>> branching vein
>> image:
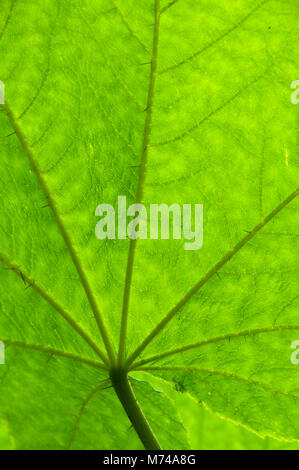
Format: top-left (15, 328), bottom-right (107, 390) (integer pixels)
top-left (117, 0), bottom-right (161, 365)
top-left (127, 187), bottom-right (298, 367)
top-left (3, 102), bottom-right (116, 365)
top-left (131, 325), bottom-right (299, 369)
top-left (0, 0), bottom-right (15, 43)
top-left (67, 379), bottom-right (111, 449)
top-left (110, 0), bottom-right (152, 55)
top-left (1, 339), bottom-right (106, 370)
top-left (159, 0), bottom-right (270, 75)
top-left (0, 252), bottom-right (108, 366)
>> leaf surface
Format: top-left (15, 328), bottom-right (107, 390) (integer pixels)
top-left (0, 0), bottom-right (298, 449)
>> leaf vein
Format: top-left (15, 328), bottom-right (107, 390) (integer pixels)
top-left (2, 102), bottom-right (116, 365)
top-left (109, 0), bottom-right (152, 56)
top-left (131, 325), bottom-right (299, 368)
top-left (66, 379), bottom-right (111, 449)
top-left (118, 0), bottom-right (161, 365)
top-left (0, 339), bottom-right (106, 370)
top-left (127, 187), bottom-right (299, 367)
top-left (0, 251), bottom-right (108, 366)
top-left (159, 0), bottom-right (270, 75)
top-left (0, 0), bottom-right (15, 43)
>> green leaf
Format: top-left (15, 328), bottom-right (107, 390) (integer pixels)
top-left (0, 0), bottom-right (298, 449)
top-left (133, 373), bottom-right (299, 449)
top-left (0, 419), bottom-right (14, 450)
top-left (178, 397), bottom-right (299, 450)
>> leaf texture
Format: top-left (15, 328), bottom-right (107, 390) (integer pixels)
top-left (0, 0), bottom-right (298, 449)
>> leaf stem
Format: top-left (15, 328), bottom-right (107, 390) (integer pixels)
top-left (117, 0), bottom-right (161, 366)
top-left (110, 367), bottom-right (162, 450)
